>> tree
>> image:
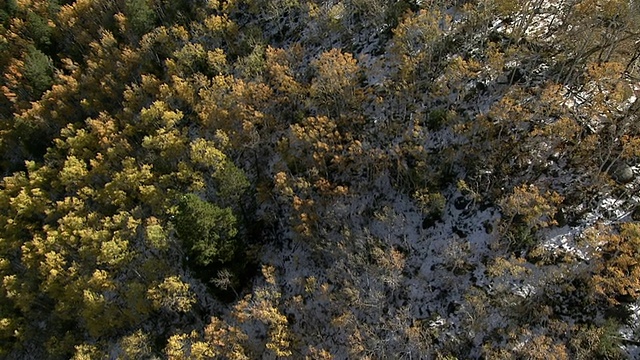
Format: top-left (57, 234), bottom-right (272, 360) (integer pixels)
top-left (499, 184), bottom-right (563, 250)
top-left (22, 45), bottom-right (53, 94)
top-left (234, 265), bottom-right (293, 357)
top-left (123, 0), bottom-right (156, 36)
top-left (148, 276), bottom-right (196, 313)
top-left (175, 193), bottom-right (239, 267)
top-left (310, 48), bottom-right (360, 116)
top-left (587, 223), bottom-right (640, 305)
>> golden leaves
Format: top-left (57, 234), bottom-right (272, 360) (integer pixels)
top-left (310, 48), bottom-right (359, 98)
top-left (500, 184), bottom-right (564, 229)
top-left (59, 156), bottom-right (88, 190)
top-left (189, 138), bottom-right (227, 170)
top-left (265, 46), bottom-right (303, 95)
top-left (148, 276), bottom-right (196, 313)
top-left (166, 331), bottom-right (216, 360)
top-left (588, 223), bottom-right (640, 304)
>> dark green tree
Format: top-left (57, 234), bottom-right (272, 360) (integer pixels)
top-left (175, 193), bottom-right (239, 267)
top-left (124, 0), bottom-right (156, 36)
top-left (23, 45), bottom-right (53, 94)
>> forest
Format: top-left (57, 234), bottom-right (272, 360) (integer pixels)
top-left (1, 0), bottom-right (640, 358)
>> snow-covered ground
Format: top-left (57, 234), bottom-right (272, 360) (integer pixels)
top-left (232, 0), bottom-right (640, 356)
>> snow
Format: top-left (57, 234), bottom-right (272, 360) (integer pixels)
top-left (232, 0), bottom-right (640, 355)
top-left (540, 225), bottom-right (590, 259)
top-left (254, 174), bottom-right (510, 355)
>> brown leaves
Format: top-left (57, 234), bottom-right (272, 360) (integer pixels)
top-left (587, 223), bottom-right (640, 304)
top-left (500, 184), bottom-right (564, 229)
top-left (310, 48), bottom-right (359, 99)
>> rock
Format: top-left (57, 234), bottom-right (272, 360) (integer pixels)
top-left (612, 164), bottom-right (634, 184)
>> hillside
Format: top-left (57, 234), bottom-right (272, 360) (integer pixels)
top-left (1, 0), bottom-right (640, 358)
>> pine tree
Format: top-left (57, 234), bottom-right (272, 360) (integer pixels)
top-left (175, 193), bottom-right (239, 267)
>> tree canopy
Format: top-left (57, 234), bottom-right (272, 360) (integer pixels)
top-left (2, 0), bottom-right (640, 358)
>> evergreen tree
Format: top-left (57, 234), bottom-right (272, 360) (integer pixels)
top-left (175, 193), bottom-right (239, 267)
